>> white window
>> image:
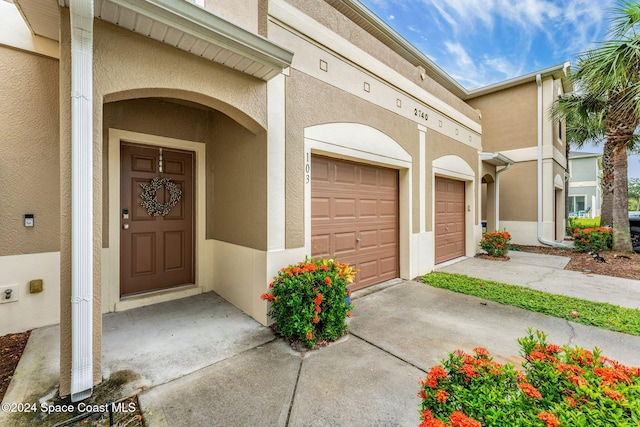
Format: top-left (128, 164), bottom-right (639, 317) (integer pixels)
top-left (186, 0), bottom-right (205, 7)
top-left (568, 195), bottom-right (586, 213)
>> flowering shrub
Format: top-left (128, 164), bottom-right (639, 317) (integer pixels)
top-left (479, 231), bottom-right (511, 257)
top-left (419, 329), bottom-right (640, 427)
top-left (572, 227), bottom-right (612, 253)
top-left (261, 258), bottom-right (357, 348)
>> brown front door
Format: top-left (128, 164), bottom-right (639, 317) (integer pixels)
top-left (311, 156), bottom-right (399, 291)
top-left (120, 143), bottom-right (195, 296)
top-left (435, 176), bottom-right (465, 264)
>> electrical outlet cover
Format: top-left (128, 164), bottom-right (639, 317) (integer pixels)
top-left (0, 284), bottom-right (19, 303)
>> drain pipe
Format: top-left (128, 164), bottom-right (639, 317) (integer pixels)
top-left (70, 0), bottom-right (94, 402)
top-left (494, 162), bottom-right (511, 230)
top-left (536, 74), bottom-right (570, 248)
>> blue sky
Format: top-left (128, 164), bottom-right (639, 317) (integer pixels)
top-left (358, 0), bottom-right (640, 179)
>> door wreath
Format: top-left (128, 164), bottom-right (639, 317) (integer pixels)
top-left (140, 177), bottom-right (182, 216)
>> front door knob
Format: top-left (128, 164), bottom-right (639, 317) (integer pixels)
top-left (123, 223), bottom-right (129, 230)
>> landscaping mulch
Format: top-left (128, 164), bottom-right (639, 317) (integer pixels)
top-left (0, 330), bottom-right (30, 402)
top-left (512, 244), bottom-right (640, 280)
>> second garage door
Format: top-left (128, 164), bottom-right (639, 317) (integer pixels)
top-left (434, 176), bottom-right (466, 264)
top-left (311, 156), bottom-right (399, 290)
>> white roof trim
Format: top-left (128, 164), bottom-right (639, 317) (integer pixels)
top-left (481, 152), bottom-right (515, 166)
top-left (16, 0), bottom-right (293, 80)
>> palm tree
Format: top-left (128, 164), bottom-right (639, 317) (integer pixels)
top-left (553, 93), bottom-right (613, 224)
top-left (555, 1), bottom-right (640, 251)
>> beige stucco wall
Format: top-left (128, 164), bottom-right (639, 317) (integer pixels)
top-left (284, 69), bottom-right (418, 248)
top-left (210, 113), bottom-right (268, 249)
top-left (467, 82), bottom-right (537, 152)
top-left (0, 46), bottom-right (60, 256)
top-left (498, 161), bottom-right (537, 222)
top-left (284, 0), bottom-right (480, 125)
top-left (204, 0), bottom-right (259, 33)
top-left (103, 99), bottom-right (267, 250)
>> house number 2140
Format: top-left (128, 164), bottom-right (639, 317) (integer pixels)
top-left (305, 153), bottom-right (311, 184)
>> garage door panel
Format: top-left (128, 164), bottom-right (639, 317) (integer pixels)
top-left (312, 234), bottom-right (331, 256)
top-left (359, 199), bottom-right (378, 218)
top-left (312, 197), bottom-right (331, 220)
top-left (357, 260), bottom-right (379, 282)
top-left (311, 155), bottom-right (399, 290)
top-left (334, 232), bottom-right (357, 254)
top-left (380, 228), bottom-right (397, 246)
top-left (357, 230), bottom-right (378, 249)
top-left (380, 200), bottom-right (396, 217)
top-left (379, 170), bottom-right (397, 188)
top-left (360, 168), bottom-right (378, 186)
top-left (335, 198), bottom-right (357, 219)
top-left (335, 163), bottom-right (357, 185)
top-left (380, 256), bottom-right (397, 276)
top-left (311, 158), bottom-right (331, 181)
top-left (435, 176), bottom-right (465, 264)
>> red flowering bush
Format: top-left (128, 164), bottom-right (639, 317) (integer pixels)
top-left (479, 231), bottom-right (511, 257)
top-left (419, 329), bottom-right (640, 426)
top-left (572, 227), bottom-right (612, 253)
top-left (261, 258), bottom-right (357, 348)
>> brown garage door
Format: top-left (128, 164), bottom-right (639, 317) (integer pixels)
top-left (311, 156), bottom-right (399, 291)
top-left (435, 176), bottom-right (465, 264)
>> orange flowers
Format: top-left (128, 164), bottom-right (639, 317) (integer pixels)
top-left (263, 257), bottom-right (356, 349)
top-left (449, 411), bottom-right (481, 427)
top-left (435, 389), bottom-right (449, 403)
top-left (419, 331), bottom-right (640, 427)
top-left (518, 383), bottom-right (542, 399)
top-left (537, 412), bottom-right (559, 427)
top-left (260, 293), bottom-right (274, 302)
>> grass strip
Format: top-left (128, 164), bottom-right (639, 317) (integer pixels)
top-left (422, 272), bottom-right (640, 336)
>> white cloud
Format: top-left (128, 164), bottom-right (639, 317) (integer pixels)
top-left (388, 14), bottom-right (395, 20)
top-left (360, 0), bottom-right (614, 88)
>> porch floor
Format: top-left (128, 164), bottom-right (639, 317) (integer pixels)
top-left (2, 291), bottom-right (274, 407)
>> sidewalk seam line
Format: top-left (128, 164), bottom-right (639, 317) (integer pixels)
top-left (349, 332), bottom-right (428, 374)
top-left (285, 358), bottom-right (303, 426)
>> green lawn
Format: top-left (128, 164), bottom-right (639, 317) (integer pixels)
top-left (422, 272), bottom-right (640, 336)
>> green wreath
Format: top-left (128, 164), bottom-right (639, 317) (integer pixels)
top-left (139, 177), bottom-right (182, 216)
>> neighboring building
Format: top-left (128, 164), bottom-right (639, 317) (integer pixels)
top-left (567, 152), bottom-right (602, 218)
top-left (0, 0), bottom-right (568, 399)
top-left (467, 68), bottom-right (571, 245)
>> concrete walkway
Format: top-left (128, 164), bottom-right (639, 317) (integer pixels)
top-left (437, 251), bottom-right (640, 310)
top-left (2, 252), bottom-right (639, 426)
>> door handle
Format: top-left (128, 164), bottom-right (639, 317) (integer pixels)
top-left (356, 237), bottom-right (361, 243)
top-left (123, 223), bottom-right (129, 230)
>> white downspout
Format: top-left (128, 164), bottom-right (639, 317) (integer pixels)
top-left (536, 74), bottom-right (569, 248)
top-left (494, 163), bottom-right (511, 230)
top-left (69, 0), bottom-right (94, 402)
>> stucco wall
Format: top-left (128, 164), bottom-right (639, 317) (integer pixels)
top-left (204, 0), bottom-right (259, 33)
top-left (498, 161), bottom-right (538, 222)
top-left (210, 113), bottom-right (268, 249)
top-left (0, 46), bottom-right (60, 256)
top-left (103, 99), bottom-right (267, 250)
top-left (467, 82), bottom-right (537, 152)
top-left (283, 0), bottom-right (480, 125)
top-left (285, 69), bottom-right (418, 248)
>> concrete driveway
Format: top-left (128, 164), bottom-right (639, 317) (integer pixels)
top-left (2, 253), bottom-right (640, 426)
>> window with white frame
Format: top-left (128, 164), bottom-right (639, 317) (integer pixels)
top-left (568, 195), bottom-right (586, 212)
